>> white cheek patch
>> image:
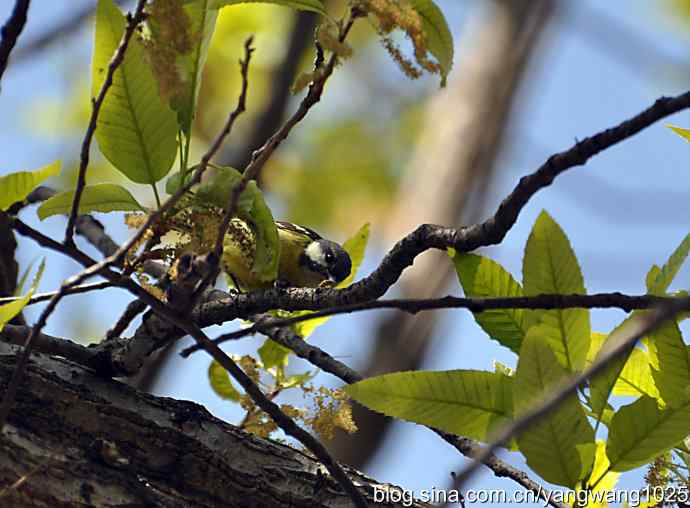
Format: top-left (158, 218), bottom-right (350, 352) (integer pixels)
top-left (305, 241), bottom-right (327, 267)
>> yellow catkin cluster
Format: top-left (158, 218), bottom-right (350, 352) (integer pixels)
top-left (305, 387), bottom-right (358, 440)
top-left (360, 0), bottom-right (440, 79)
top-left (144, 0), bottom-right (195, 101)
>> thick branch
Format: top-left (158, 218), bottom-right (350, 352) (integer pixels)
top-left (0, 343), bottom-right (427, 508)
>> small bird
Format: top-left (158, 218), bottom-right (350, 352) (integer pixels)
top-left (222, 220), bottom-right (352, 291)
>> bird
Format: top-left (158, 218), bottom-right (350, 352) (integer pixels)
top-left (221, 219), bottom-right (352, 292)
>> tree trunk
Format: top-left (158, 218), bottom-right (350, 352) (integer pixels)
top-left (0, 344), bottom-right (425, 507)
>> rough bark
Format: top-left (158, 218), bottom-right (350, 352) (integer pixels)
top-left (0, 344), bottom-right (426, 508)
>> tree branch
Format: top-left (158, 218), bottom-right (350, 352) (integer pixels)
top-left (0, 0), bottom-right (30, 83)
top-left (182, 292), bottom-right (688, 355)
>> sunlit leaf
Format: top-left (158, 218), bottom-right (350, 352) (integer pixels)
top-left (582, 441), bottom-right (620, 507)
top-left (523, 210), bottom-right (590, 371)
top-left (345, 369), bottom-right (513, 442)
top-left (514, 328), bottom-right (595, 488)
top-left (204, 0), bottom-right (327, 15)
top-left (257, 339), bottom-right (290, 372)
top-left (450, 251), bottom-right (526, 353)
top-left (0, 260), bottom-right (45, 332)
top-left (208, 360), bottom-right (241, 401)
top-left (93, 0), bottom-right (178, 184)
top-left (612, 348), bottom-right (659, 400)
top-left (37, 183), bottom-right (145, 220)
top-left (668, 124), bottom-right (690, 143)
top-left (0, 161), bottom-right (60, 211)
top-left (607, 395), bottom-right (690, 472)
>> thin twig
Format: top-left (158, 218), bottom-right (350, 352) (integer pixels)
top-left (0, 0), bottom-right (30, 84)
top-left (64, 0), bottom-right (148, 245)
top-left (0, 281), bottom-right (113, 306)
top-left (181, 292), bottom-right (688, 355)
top-left (210, 36), bottom-right (254, 261)
top-left (450, 299), bottom-right (690, 489)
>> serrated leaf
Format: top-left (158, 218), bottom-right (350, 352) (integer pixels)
top-left (37, 183), bottom-right (145, 220)
top-left (523, 210), bottom-right (590, 371)
top-left (606, 395), bottom-right (690, 472)
top-left (203, 0), bottom-right (327, 15)
top-left (651, 320), bottom-right (690, 407)
top-left (208, 360), bottom-right (241, 401)
top-left (409, 0), bottom-right (454, 86)
top-left (93, 0), bottom-right (178, 184)
top-left (345, 370), bottom-right (513, 442)
top-left (450, 252), bottom-right (526, 353)
top-left (514, 328), bottom-right (595, 488)
top-left (292, 223), bottom-right (370, 338)
top-left (668, 124), bottom-right (690, 143)
top-left (0, 260), bottom-right (45, 332)
top-left (647, 233), bottom-right (690, 295)
top-left (148, 1), bottom-right (218, 135)
top-left (0, 161), bottom-right (61, 211)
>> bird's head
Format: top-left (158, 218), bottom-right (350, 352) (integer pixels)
top-left (301, 239), bottom-right (352, 285)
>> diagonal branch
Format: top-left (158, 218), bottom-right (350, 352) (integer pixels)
top-left (64, 0), bottom-right (148, 246)
top-left (0, 0), bottom-right (30, 84)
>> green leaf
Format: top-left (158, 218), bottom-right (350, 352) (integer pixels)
top-left (514, 328), bottom-right (595, 488)
top-left (0, 161), bottom-right (61, 211)
top-left (345, 370), bottom-right (513, 442)
top-left (279, 370), bottom-right (317, 389)
top-left (148, 1), bottom-right (218, 135)
top-left (606, 396), bottom-right (690, 472)
top-left (450, 251), bottom-right (526, 353)
top-left (651, 320), bottom-right (690, 407)
top-left (257, 339), bottom-right (290, 372)
top-left (208, 360), bottom-right (241, 401)
top-left (197, 166), bottom-right (280, 282)
top-left (292, 223), bottom-right (370, 338)
top-left (409, 0), bottom-right (454, 86)
top-left (668, 124), bottom-right (690, 143)
top-left (647, 233), bottom-right (690, 295)
top-left (37, 183), bottom-right (145, 220)
top-left (522, 210), bottom-right (590, 371)
top-left (0, 260), bottom-right (45, 332)
top-left (589, 315), bottom-right (641, 427)
top-left (93, 0), bottom-right (178, 184)
top-left (612, 347), bottom-right (660, 400)
top-left (204, 0), bottom-right (327, 15)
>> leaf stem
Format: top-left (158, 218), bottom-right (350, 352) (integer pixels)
top-left (151, 183), bottom-right (161, 209)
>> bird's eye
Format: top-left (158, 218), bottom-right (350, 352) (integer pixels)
top-left (325, 251), bottom-right (334, 264)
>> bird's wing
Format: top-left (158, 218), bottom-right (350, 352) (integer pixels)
top-left (275, 220), bottom-right (322, 241)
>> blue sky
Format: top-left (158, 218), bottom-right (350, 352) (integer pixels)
top-left (2, 1), bottom-right (690, 505)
